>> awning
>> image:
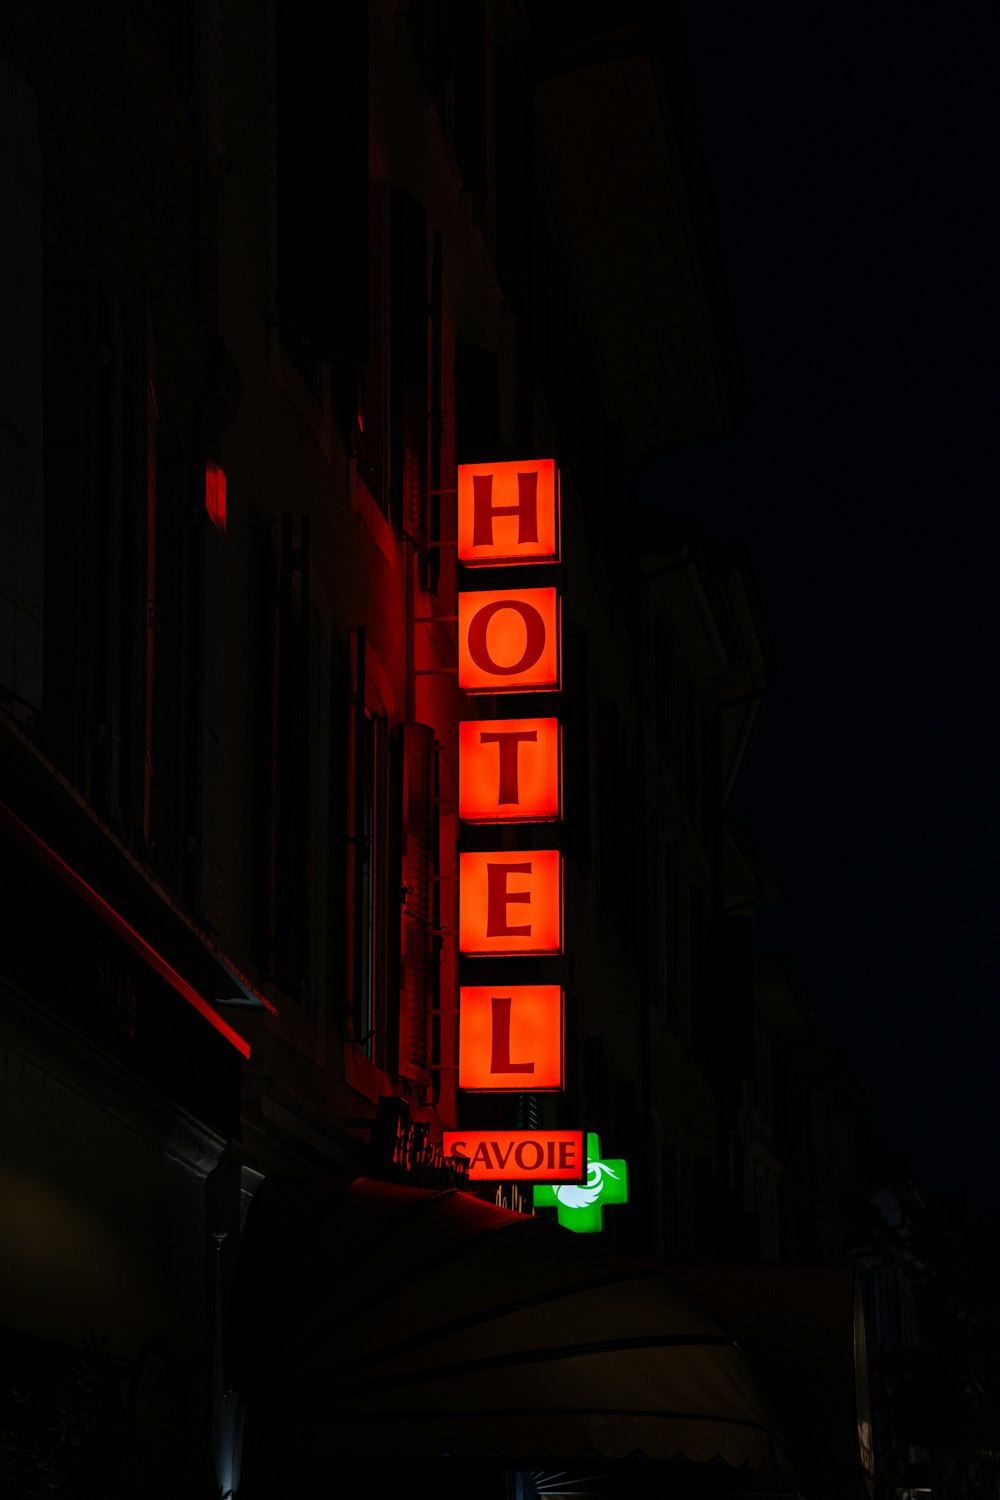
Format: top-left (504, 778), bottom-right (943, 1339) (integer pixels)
top-left (663, 1263), bottom-right (874, 1500)
top-left (229, 1176), bottom-right (804, 1494)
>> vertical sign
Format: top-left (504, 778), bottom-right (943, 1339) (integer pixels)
top-left (454, 458), bottom-right (586, 1198)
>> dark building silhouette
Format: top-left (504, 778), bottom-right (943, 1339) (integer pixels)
top-left (1, 4), bottom-right (950, 1497)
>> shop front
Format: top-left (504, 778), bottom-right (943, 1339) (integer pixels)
top-left (226, 1172), bottom-right (874, 1500)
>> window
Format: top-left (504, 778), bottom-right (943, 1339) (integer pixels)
top-left (356, 169), bottom-right (390, 511)
top-left (390, 188), bottom-right (428, 539)
top-left (274, 2), bottom-right (368, 366)
top-left (247, 513), bottom-right (311, 997)
top-left (355, 705), bottom-right (381, 1051)
top-left (38, 169), bottom-right (151, 852)
top-left (0, 59), bottom-right (43, 717)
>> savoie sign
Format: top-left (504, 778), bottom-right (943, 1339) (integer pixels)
top-left (443, 1129), bottom-right (585, 1183)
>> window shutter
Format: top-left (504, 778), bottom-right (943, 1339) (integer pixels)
top-left (399, 722), bottom-right (436, 1080)
top-left (402, 443), bottom-right (426, 549)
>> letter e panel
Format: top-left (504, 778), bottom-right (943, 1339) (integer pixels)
top-left (459, 850), bottom-right (563, 955)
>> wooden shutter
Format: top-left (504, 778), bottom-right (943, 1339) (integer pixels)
top-left (399, 722), bottom-right (436, 1081)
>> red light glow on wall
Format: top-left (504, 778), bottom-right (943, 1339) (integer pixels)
top-left (457, 458), bottom-right (559, 566)
top-left (0, 801), bottom-right (253, 1057)
top-left (459, 717), bottom-right (561, 823)
top-left (459, 850), bottom-right (563, 955)
top-left (457, 587), bottom-right (560, 694)
top-left (205, 461), bottom-right (227, 533)
top-left (443, 1129), bottom-right (585, 1182)
top-left (459, 984), bottom-right (564, 1091)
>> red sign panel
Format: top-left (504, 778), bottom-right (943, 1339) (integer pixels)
top-left (459, 717), bottom-right (561, 823)
top-left (459, 849), bottom-right (563, 955)
top-left (458, 587), bottom-right (560, 694)
top-left (457, 458), bottom-right (559, 567)
top-left (459, 985), bottom-right (564, 1091)
top-left (443, 1129), bottom-right (585, 1182)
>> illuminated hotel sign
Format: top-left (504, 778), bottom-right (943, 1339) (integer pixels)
top-left (452, 459), bottom-right (620, 1227)
top-left (443, 1129), bottom-right (584, 1183)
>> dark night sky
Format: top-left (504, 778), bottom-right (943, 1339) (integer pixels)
top-left (639, 5), bottom-right (999, 1207)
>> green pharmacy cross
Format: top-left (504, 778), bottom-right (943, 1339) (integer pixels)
top-left (533, 1132), bottom-right (628, 1233)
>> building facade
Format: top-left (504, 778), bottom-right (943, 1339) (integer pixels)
top-left (2, 4), bottom-right (881, 1496)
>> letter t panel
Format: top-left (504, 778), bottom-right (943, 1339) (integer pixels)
top-left (459, 717), bottom-right (562, 823)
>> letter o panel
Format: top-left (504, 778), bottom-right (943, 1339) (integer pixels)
top-left (458, 588), bottom-right (560, 694)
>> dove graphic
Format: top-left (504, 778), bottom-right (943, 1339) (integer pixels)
top-left (552, 1159), bottom-right (619, 1209)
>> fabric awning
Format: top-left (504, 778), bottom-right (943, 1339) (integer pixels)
top-left (229, 1176), bottom-right (802, 1493)
top-left (662, 1263), bottom-right (874, 1500)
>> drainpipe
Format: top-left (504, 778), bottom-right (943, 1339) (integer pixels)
top-left (212, 1224), bottom-right (248, 1498)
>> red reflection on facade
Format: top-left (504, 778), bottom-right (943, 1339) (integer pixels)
top-left (0, 801), bottom-right (253, 1056)
top-left (205, 460), bottom-right (226, 533)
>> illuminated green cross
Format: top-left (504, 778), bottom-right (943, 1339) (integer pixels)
top-left (533, 1132), bottom-right (629, 1233)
